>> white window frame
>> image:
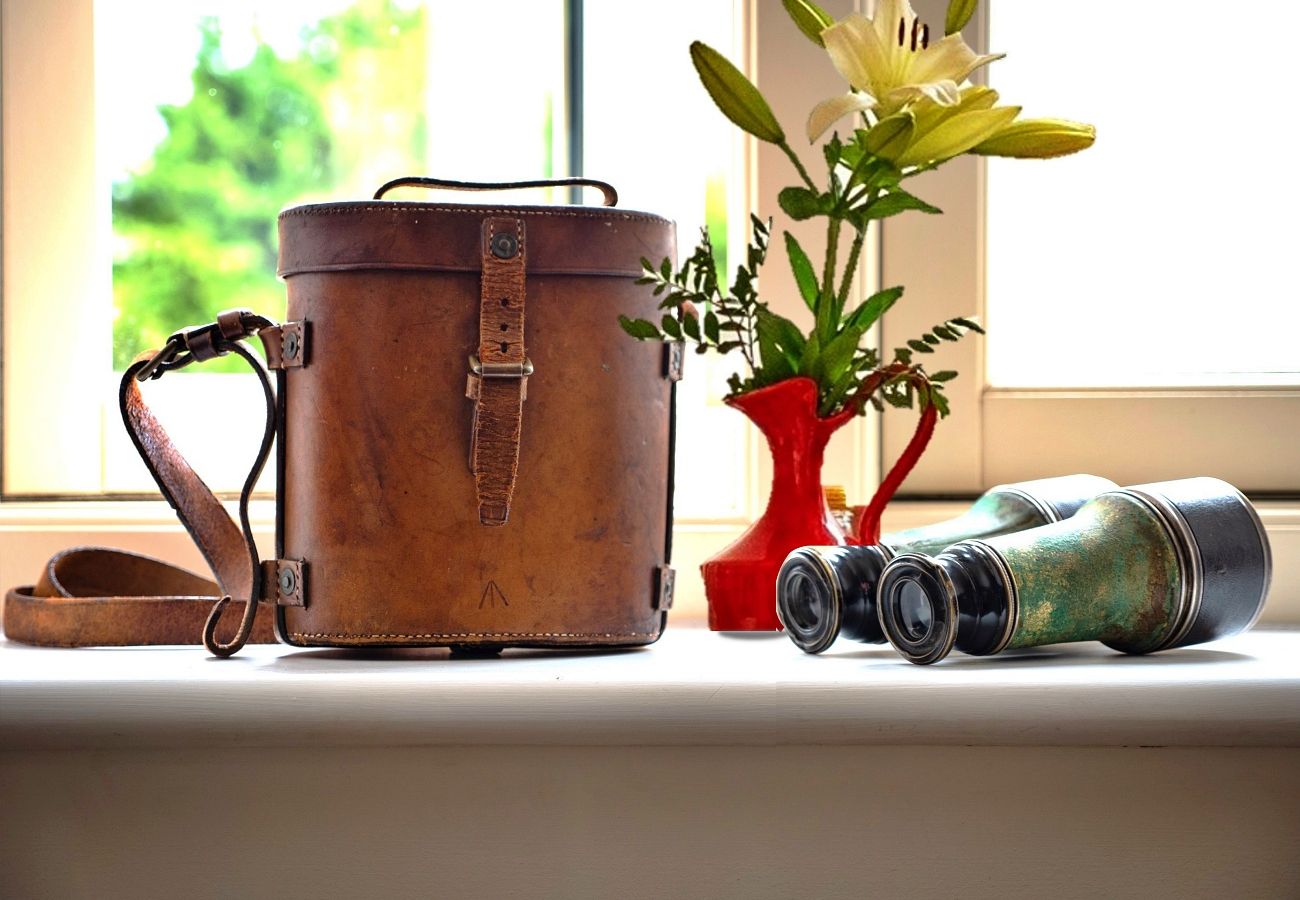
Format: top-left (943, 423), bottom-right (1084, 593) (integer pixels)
top-left (878, 0), bottom-right (1300, 496)
top-left (2, 0), bottom-right (1297, 623)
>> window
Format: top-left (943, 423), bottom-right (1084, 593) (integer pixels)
top-left (3, 0), bottom-right (755, 521)
top-left (879, 0), bottom-right (1300, 495)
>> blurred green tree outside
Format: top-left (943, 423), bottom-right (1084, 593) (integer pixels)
top-left (111, 0), bottom-right (427, 371)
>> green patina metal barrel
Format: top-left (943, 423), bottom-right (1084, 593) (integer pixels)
top-left (877, 477), bottom-right (1272, 665)
top-left (776, 474), bottom-right (1117, 654)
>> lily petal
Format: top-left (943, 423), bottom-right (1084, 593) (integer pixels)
top-left (870, 0), bottom-right (921, 50)
top-left (884, 79), bottom-right (961, 112)
top-left (907, 34), bottom-right (1003, 87)
top-left (895, 105), bottom-right (1020, 167)
top-left (822, 15), bottom-right (873, 91)
top-left (807, 91), bottom-right (877, 142)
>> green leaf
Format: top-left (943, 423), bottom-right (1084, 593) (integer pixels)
top-left (861, 189), bottom-right (942, 222)
top-left (798, 331), bottom-right (822, 377)
top-left (619, 316), bottom-right (661, 341)
top-left (945, 0), bottom-right (978, 35)
top-left (690, 41), bottom-right (785, 144)
top-left (844, 286), bottom-right (903, 331)
top-left (894, 347), bottom-right (913, 364)
top-left (932, 390), bottom-right (951, 417)
top-left (816, 324), bottom-right (867, 388)
top-left (931, 370), bottom-right (959, 382)
top-left (755, 320), bottom-right (796, 385)
top-left (923, 333), bottom-right (940, 345)
top-left (822, 133), bottom-right (844, 171)
top-left (756, 308), bottom-right (806, 362)
top-left (782, 0), bottom-right (834, 47)
top-left (907, 339), bottom-right (935, 354)
top-left (783, 231), bottom-right (820, 312)
top-left (933, 325), bottom-right (959, 341)
top-left (778, 187), bottom-right (825, 221)
top-left (952, 315), bottom-right (985, 334)
top-left (660, 315), bottom-right (683, 340)
top-left (681, 312), bottom-right (702, 341)
top-left (704, 311), bottom-right (721, 343)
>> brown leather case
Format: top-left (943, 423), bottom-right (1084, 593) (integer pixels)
top-left (271, 194), bottom-right (678, 650)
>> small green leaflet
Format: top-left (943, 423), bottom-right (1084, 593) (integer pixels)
top-left (619, 316), bottom-right (660, 341)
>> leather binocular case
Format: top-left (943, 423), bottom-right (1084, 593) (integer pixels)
top-left (877, 477), bottom-right (1272, 665)
top-left (3, 178), bottom-right (681, 657)
top-left (776, 474), bottom-right (1118, 654)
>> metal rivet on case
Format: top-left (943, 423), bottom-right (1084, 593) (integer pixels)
top-left (283, 330), bottom-right (300, 360)
top-left (278, 567), bottom-right (297, 596)
top-left (491, 232), bottom-right (518, 259)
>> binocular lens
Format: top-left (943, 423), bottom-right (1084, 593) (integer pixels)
top-left (783, 568), bottom-right (830, 632)
top-left (897, 579), bottom-right (933, 641)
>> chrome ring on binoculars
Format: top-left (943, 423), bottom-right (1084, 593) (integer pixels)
top-left (877, 553), bottom-right (960, 665)
top-left (1117, 487), bottom-right (1203, 653)
top-left (776, 548), bottom-right (842, 655)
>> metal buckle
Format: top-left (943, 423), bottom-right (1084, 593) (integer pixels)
top-left (135, 333), bottom-right (193, 382)
top-left (468, 354), bottom-right (534, 378)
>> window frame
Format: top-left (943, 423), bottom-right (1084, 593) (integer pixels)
top-left (877, 0), bottom-right (1300, 496)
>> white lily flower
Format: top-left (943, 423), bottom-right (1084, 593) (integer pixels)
top-left (807, 0), bottom-right (1003, 142)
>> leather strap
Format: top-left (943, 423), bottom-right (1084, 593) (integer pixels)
top-left (466, 217), bottom-right (530, 526)
top-left (3, 548), bottom-right (276, 647)
top-left (2, 310), bottom-right (280, 655)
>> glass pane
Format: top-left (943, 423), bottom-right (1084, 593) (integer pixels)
top-left (104, 0), bottom-right (564, 372)
top-left (985, 3), bottom-right (1300, 388)
top-left (585, 0), bottom-right (747, 520)
top-left (97, 0), bottom-right (564, 491)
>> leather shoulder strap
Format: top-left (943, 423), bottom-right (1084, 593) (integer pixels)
top-left (3, 548), bottom-right (276, 647)
top-left (2, 310), bottom-right (282, 655)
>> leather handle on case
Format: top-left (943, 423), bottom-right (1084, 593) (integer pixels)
top-left (373, 176), bottom-right (618, 207)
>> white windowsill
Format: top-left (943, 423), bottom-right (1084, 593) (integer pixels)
top-left (2, 627), bottom-right (1298, 751)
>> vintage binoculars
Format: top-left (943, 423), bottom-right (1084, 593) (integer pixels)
top-left (776, 474), bottom-right (1118, 653)
top-left (877, 477), bottom-right (1271, 664)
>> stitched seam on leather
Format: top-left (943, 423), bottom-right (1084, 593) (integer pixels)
top-left (278, 204), bottom-right (669, 225)
top-left (290, 631), bottom-right (658, 639)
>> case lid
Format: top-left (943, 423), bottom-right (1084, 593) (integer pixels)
top-left (278, 200), bottom-right (675, 279)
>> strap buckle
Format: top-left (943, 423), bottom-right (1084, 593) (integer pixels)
top-left (468, 355), bottom-right (534, 378)
top-left (136, 309), bottom-right (273, 382)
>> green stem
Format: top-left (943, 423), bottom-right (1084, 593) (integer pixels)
top-left (779, 141), bottom-right (819, 192)
top-left (836, 227), bottom-right (867, 318)
top-left (818, 217), bottom-right (841, 341)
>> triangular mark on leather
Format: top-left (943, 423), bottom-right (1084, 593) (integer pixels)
top-left (479, 580), bottom-right (509, 609)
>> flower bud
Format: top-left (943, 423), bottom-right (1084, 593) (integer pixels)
top-left (972, 119), bottom-right (1096, 159)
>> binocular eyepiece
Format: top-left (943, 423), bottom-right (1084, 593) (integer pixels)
top-left (877, 477), bottom-right (1271, 664)
top-left (777, 474), bottom-right (1119, 653)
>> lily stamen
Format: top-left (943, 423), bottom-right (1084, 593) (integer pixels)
top-left (898, 17), bottom-right (906, 47)
top-left (910, 18), bottom-right (921, 52)
top-left (921, 24), bottom-right (930, 50)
